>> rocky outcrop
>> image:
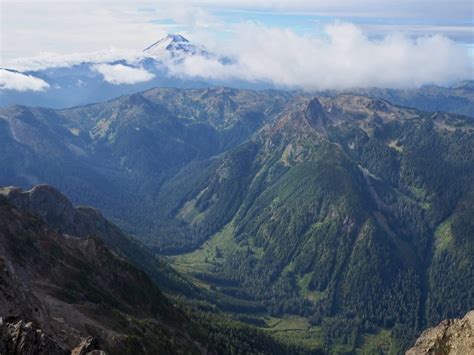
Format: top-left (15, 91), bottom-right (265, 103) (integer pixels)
top-left (0, 320), bottom-right (106, 355)
top-left (304, 98), bottom-right (328, 134)
top-left (407, 310), bottom-right (474, 355)
top-left (0, 320), bottom-right (68, 355)
top-left (71, 337), bottom-right (106, 355)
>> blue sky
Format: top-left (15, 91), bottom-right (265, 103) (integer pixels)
top-left (192, 8), bottom-right (474, 38)
top-left (143, 4), bottom-right (474, 44)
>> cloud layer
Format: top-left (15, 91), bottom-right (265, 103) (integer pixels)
top-left (169, 23), bottom-right (472, 90)
top-left (92, 64), bottom-right (155, 85)
top-left (3, 22), bottom-right (472, 91)
top-left (2, 1), bottom-right (473, 66)
top-left (10, 49), bottom-right (146, 72)
top-left (0, 69), bottom-right (50, 92)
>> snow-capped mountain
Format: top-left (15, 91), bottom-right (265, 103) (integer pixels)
top-left (143, 34), bottom-right (212, 62)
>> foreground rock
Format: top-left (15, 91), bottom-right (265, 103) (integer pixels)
top-left (407, 310), bottom-right (474, 354)
top-left (0, 320), bottom-right (68, 355)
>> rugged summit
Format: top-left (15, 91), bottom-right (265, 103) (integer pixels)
top-left (407, 310), bottom-right (474, 354)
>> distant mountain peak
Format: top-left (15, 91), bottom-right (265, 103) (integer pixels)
top-left (143, 33), bottom-right (208, 61)
top-left (167, 33), bottom-right (189, 43)
top-left (143, 33), bottom-right (190, 51)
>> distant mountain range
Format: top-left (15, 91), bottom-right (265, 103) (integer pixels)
top-left (1, 34), bottom-right (473, 117)
top-left (0, 87), bottom-right (472, 352)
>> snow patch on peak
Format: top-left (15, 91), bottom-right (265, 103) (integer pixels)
top-left (167, 34), bottom-right (189, 43)
top-left (143, 34), bottom-right (210, 62)
top-left (143, 34), bottom-right (189, 52)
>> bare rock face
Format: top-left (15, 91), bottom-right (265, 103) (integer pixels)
top-left (304, 98), bottom-right (328, 133)
top-left (0, 320), bottom-right (68, 355)
top-left (406, 310), bottom-right (474, 355)
top-left (71, 337), bottom-right (106, 355)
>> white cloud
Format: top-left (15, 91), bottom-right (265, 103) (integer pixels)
top-left (2, 1), bottom-right (472, 66)
top-left (168, 22), bottom-right (472, 90)
top-left (0, 2), bottom-right (171, 65)
top-left (1, 0), bottom-right (472, 91)
top-left (10, 49), bottom-right (148, 72)
top-left (92, 64), bottom-right (155, 85)
top-left (0, 69), bottom-right (50, 92)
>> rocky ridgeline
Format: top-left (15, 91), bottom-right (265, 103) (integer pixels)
top-left (407, 310), bottom-right (474, 355)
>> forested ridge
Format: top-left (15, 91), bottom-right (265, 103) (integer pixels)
top-left (165, 96), bottom-right (474, 352)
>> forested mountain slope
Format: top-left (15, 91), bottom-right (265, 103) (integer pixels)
top-left (0, 88), bottom-right (472, 353)
top-left (165, 95), bottom-right (474, 352)
top-left (0, 88), bottom-right (294, 242)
